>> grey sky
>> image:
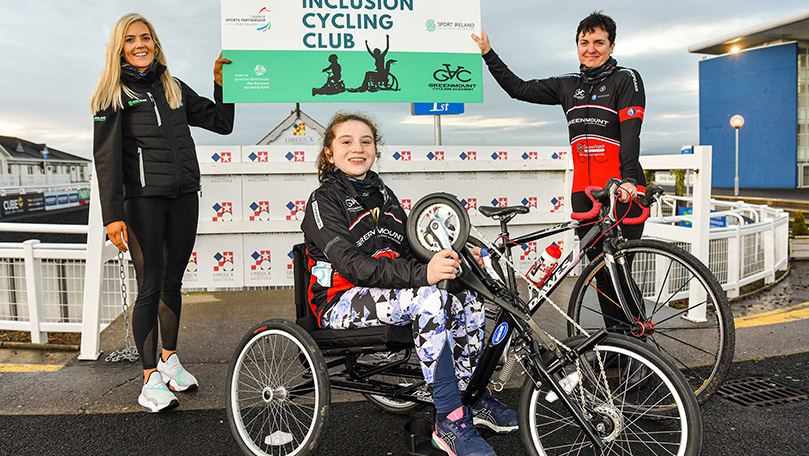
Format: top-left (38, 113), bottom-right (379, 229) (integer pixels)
top-left (1, 1), bottom-right (807, 160)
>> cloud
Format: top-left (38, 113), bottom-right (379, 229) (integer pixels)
top-left (399, 115), bottom-right (555, 130)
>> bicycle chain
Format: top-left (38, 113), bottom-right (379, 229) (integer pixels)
top-left (471, 225), bottom-right (615, 409)
top-left (105, 251), bottom-right (139, 363)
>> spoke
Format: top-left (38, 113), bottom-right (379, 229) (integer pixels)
top-left (654, 329), bottom-right (717, 357)
top-left (652, 298), bottom-right (708, 326)
top-left (650, 256), bottom-right (675, 317)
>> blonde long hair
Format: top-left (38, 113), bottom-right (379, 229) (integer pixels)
top-left (89, 13), bottom-right (182, 113)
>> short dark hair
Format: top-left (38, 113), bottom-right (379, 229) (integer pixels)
top-left (576, 11), bottom-right (616, 44)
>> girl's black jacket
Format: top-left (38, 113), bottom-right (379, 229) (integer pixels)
top-left (92, 63), bottom-right (234, 226)
top-left (301, 171), bottom-right (429, 322)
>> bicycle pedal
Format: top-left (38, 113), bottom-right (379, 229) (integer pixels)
top-left (404, 419), bottom-right (444, 456)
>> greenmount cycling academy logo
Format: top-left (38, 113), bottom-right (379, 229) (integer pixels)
top-left (430, 63), bottom-right (475, 92)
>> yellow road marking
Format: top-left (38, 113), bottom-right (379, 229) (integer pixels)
top-left (0, 363), bottom-right (63, 373)
top-left (734, 302), bottom-right (809, 328)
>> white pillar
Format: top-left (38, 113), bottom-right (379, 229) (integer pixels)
top-left (23, 240), bottom-right (47, 344)
top-left (79, 173), bottom-right (106, 360)
top-left (685, 146), bottom-right (711, 322)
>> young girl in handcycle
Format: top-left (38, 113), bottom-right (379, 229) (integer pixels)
top-left (301, 112), bottom-right (517, 456)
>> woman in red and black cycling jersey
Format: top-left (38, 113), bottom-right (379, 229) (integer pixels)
top-left (473, 12), bottom-right (646, 333)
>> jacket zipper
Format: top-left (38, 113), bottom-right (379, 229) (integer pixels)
top-left (146, 92), bottom-right (162, 126)
top-left (137, 147), bottom-right (146, 187)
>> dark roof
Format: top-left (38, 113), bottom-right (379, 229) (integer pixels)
top-left (0, 136), bottom-right (89, 163)
top-left (689, 9), bottom-right (809, 55)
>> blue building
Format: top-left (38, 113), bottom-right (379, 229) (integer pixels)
top-left (689, 10), bottom-right (809, 189)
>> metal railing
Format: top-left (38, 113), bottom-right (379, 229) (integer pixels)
top-left (0, 145), bottom-right (790, 358)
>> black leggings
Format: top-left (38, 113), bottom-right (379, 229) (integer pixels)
top-left (124, 192), bottom-right (198, 370)
top-left (572, 191), bottom-right (644, 328)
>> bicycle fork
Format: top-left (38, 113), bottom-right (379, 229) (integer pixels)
top-left (522, 330), bottom-right (610, 450)
top-left (602, 243), bottom-right (648, 327)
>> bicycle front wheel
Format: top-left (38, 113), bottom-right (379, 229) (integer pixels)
top-left (227, 319), bottom-right (330, 456)
top-left (568, 238), bottom-right (734, 403)
top-left (519, 334), bottom-right (702, 456)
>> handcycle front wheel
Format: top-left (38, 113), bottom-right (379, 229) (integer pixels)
top-left (519, 334), bottom-right (702, 456)
top-left (567, 238), bottom-right (734, 404)
top-left (407, 193), bottom-right (470, 262)
top-left (227, 319), bottom-right (330, 456)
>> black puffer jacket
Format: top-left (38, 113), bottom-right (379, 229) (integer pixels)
top-left (301, 171), bottom-right (429, 322)
top-left (93, 62), bottom-right (234, 225)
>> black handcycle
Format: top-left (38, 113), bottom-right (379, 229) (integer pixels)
top-left (226, 179), bottom-right (703, 455)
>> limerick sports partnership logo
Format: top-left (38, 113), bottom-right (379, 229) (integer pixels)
top-left (257, 7), bottom-right (271, 32)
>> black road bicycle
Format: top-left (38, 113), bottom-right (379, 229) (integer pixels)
top-left (461, 179), bottom-right (733, 404)
top-left (226, 179), bottom-right (703, 455)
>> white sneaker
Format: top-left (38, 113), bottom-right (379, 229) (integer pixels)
top-left (138, 371), bottom-right (179, 413)
top-left (157, 353), bottom-right (199, 392)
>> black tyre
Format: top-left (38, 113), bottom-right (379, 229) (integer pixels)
top-left (407, 193), bottom-right (470, 262)
top-left (227, 319), bottom-right (330, 456)
top-left (359, 351), bottom-right (427, 415)
top-left (568, 238), bottom-right (734, 404)
top-left (519, 334), bottom-right (702, 456)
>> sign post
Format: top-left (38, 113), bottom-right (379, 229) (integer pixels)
top-left (412, 102), bottom-right (465, 145)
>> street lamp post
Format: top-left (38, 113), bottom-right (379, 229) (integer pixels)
top-left (730, 115), bottom-right (745, 196)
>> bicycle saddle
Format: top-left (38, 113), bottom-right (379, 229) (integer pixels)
top-left (478, 205), bottom-right (530, 218)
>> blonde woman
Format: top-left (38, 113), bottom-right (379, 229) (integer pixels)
top-left (90, 13), bottom-right (234, 412)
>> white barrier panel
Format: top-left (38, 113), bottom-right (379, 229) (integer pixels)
top-left (187, 145), bottom-right (576, 290)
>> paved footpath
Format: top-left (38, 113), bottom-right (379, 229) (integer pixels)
top-left (2, 263), bottom-right (809, 455)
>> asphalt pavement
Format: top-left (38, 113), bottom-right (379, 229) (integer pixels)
top-left (2, 262), bottom-right (809, 455)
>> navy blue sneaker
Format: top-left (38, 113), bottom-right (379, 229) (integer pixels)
top-left (472, 390), bottom-right (519, 434)
top-left (432, 406), bottom-right (496, 456)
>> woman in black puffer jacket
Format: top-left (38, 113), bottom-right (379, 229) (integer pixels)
top-left (90, 12), bottom-right (234, 412)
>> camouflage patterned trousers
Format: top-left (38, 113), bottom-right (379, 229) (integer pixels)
top-left (321, 285), bottom-right (485, 390)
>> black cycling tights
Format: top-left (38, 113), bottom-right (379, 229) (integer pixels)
top-left (572, 191), bottom-right (645, 329)
top-left (124, 192), bottom-right (198, 370)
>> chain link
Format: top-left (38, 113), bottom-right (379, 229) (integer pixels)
top-left (471, 224), bottom-right (615, 409)
top-left (105, 251), bottom-right (139, 363)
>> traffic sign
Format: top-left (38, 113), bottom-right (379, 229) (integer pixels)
top-left (412, 103), bottom-right (465, 116)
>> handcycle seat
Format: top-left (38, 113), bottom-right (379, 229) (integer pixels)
top-left (479, 205), bottom-right (530, 218)
top-left (292, 243), bottom-right (413, 352)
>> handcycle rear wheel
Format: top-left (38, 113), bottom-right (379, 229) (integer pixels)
top-left (567, 238), bottom-right (734, 404)
top-left (227, 319), bottom-right (330, 456)
top-left (519, 334), bottom-right (702, 456)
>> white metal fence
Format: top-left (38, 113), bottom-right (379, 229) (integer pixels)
top-left (0, 145), bottom-right (789, 358)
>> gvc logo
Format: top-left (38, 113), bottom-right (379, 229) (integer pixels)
top-left (433, 64), bottom-right (471, 82)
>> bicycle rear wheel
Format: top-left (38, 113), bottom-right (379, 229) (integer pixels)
top-left (567, 238), bottom-right (734, 403)
top-left (519, 334), bottom-right (702, 456)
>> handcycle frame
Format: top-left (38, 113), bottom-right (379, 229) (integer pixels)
top-left (228, 178), bottom-right (702, 455)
